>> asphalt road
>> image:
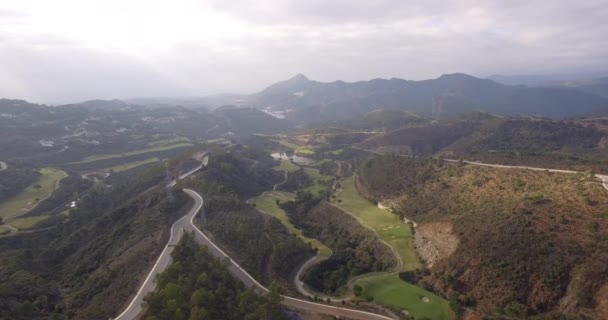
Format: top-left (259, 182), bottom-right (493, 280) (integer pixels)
top-left (183, 189), bottom-right (396, 320)
top-left (114, 157), bottom-right (207, 320)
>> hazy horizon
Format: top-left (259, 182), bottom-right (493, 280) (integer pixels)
top-left (2, 0), bottom-right (607, 103)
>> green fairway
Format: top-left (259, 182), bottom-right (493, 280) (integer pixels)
top-left (147, 137), bottom-right (191, 147)
top-left (356, 274), bottom-right (454, 320)
top-left (108, 157), bottom-right (160, 172)
top-left (10, 215), bottom-right (50, 230)
top-left (76, 142), bottom-right (193, 163)
top-left (273, 159), bottom-right (301, 173)
top-left (278, 139), bottom-right (315, 156)
top-left (332, 176), bottom-right (452, 319)
top-left (302, 167), bottom-right (333, 196)
top-left (249, 191), bottom-right (331, 258)
top-left (0, 168), bottom-right (67, 219)
top-left (332, 176), bottom-right (420, 271)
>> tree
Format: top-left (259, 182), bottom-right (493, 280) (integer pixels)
top-left (353, 285), bottom-right (363, 297)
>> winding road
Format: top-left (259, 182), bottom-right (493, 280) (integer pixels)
top-left (114, 156), bottom-right (396, 320)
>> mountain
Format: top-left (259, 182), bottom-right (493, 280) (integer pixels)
top-left (250, 73), bottom-right (608, 124)
top-left (567, 77), bottom-right (608, 99)
top-left (487, 73), bottom-right (564, 86)
top-left (488, 71), bottom-right (608, 87)
top-left (213, 106), bottom-right (292, 136)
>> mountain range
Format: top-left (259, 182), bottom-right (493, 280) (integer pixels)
top-left (248, 73), bottom-right (608, 124)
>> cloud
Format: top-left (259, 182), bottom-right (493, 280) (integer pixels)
top-left (0, 0), bottom-right (607, 102)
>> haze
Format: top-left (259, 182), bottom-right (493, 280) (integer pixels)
top-left (1, 0), bottom-right (607, 103)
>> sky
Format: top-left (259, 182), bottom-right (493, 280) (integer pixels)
top-left (1, 0), bottom-right (607, 103)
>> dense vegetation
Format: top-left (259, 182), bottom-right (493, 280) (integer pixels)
top-left (277, 167), bottom-right (313, 192)
top-left (280, 193), bottom-right (396, 294)
top-left (183, 150), bottom-right (315, 292)
top-left (358, 155), bottom-right (608, 319)
top-left (144, 234), bottom-right (287, 320)
top-left (0, 165), bottom-right (40, 203)
top-left (0, 164), bottom-right (190, 319)
top-left (192, 148), bottom-right (282, 199)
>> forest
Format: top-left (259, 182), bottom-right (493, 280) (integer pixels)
top-left (144, 234), bottom-right (287, 320)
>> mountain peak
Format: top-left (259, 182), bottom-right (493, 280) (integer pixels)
top-left (437, 73), bottom-right (479, 81)
top-left (287, 73), bottom-right (309, 82)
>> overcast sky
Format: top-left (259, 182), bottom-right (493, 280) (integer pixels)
top-left (1, 0), bottom-right (607, 103)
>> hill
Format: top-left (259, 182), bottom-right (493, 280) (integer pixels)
top-left (357, 155), bottom-right (608, 319)
top-left (569, 77), bottom-right (608, 99)
top-left (213, 106), bottom-right (292, 136)
top-left (0, 164), bottom-right (191, 319)
top-left (355, 114), bottom-right (608, 171)
top-left (248, 73), bottom-right (608, 124)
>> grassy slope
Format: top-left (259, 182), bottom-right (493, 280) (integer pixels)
top-left (76, 142), bottom-right (193, 163)
top-left (273, 159), bottom-right (301, 173)
top-left (272, 160), bottom-right (333, 196)
top-left (10, 215), bottom-right (49, 230)
top-left (302, 167), bottom-right (333, 196)
top-left (279, 138), bottom-right (314, 155)
top-left (332, 176), bottom-right (452, 319)
top-left (0, 168), bottom-right (66, 219)
top-left (332, 176), bottom-right (420, 271)
top-left (249, 191), bottom-right (332, 258)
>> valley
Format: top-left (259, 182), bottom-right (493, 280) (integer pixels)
top-left (2, 73), bottom-right (608, 320)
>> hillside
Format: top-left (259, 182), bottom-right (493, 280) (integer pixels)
top-left (213, 106), bottom-right (292, 136)
top-left (357, 155), bottom-right (608, 319)
top-left (0, 164), bottom-right (190, 319)
top-left (355, 115), bottom-right (608, 171)
top-left (0, 99), bottom-right (289, 168)
top-left (248, 73), bottom-right (608, 123)
top-left (569, 77), bottom-right (608, 99)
